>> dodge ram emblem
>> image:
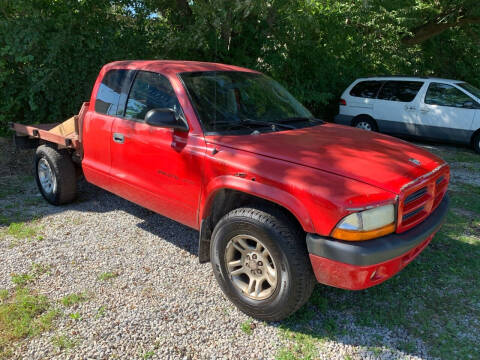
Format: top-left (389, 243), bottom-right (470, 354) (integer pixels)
top-left (409, 158), bottom-right (421, 166)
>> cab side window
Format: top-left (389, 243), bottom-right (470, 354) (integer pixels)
top-left (125, 71), bottom-right (184, 121)
top-left (95, 70), bottom-right (133, 116)
top-left (425, 83), bottom-right (475, 108)
top-left (377, 81), bottom-right (423, 102)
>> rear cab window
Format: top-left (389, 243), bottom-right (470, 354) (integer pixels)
top-left (95, 69), bottom-right (135, 116)
top-left (349, 81), bottom-right (382, 99)
top-left (377, 81), bottom-right (423, 102)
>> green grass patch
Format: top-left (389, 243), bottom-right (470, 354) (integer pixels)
top-left (51, 334), bottom-right (77, 350)
top-left (97, 271), bottom-right (118, 281)
top-left (6, 222), bottom-right (38, 240)
top-left (0, 288), bottom-right (57, 356)
top-left (240, 319), bottom-right (254, 335)
top-left (61, 293), bottom-right (88, 307)
top-left (68, 312), bottom-right (81, 321)
top-left (11, 273), bottom-right (34, 287)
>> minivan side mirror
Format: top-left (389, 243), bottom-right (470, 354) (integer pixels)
top-left (145, 108), bottom-right (188, 131)
top-left (462, 101), bottom-right (480, 109)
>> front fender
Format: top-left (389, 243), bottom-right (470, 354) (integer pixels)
top-left (200, 175), bottom-right (316, 233)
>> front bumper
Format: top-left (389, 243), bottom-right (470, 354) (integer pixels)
top-left (307, 195), bottom-right (449, 290)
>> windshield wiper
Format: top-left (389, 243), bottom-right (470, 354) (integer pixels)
top-left (281, 117), bottom-right (324, 124)
top-left (240, 118), bottom-right (296, 130)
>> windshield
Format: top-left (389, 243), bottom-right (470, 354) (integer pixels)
top-left (457, 83), bottom-right (480, 100)
top-left (179, 71), bottom-right (316, 134)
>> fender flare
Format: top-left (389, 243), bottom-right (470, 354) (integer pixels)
top-left (199, 175), bottom-right (315, 233)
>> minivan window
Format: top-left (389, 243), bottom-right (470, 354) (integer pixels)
top-left (457, 83), bottom-right (480, 100)
top-left (377, 81), bottom-right (423, 102)
top-left (425, 83), bottom-right (474, 108)
top-left (125, 71), bottom-right (184, 121)
top-left (349, 81), bottom-right (382, 99)
top-left (95, 69), bottom-right (133, 116)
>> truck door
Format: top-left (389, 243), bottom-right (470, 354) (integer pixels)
top-left (82, 69), bottom-right (135, 189)
top-left (109, 70), bottom-right (204, 228)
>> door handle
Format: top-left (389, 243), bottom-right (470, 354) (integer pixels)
top-left (404, 105), bottom-right (416, 111)
top-left (113, 133), bottom-right (124, 144)
top-left (420, 107), bottom-right (430, 113)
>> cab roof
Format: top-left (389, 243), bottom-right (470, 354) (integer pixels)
top-left (103, 60), bottom-right (260, 76)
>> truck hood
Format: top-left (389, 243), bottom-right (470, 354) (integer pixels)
top-left (205, 123), bottom-right (446, 194)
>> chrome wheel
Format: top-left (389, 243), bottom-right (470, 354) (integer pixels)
top-left (225, 235), bottom-right (278, 300)
top-left (37, 158), bottom-right (56, 195)
top-left (356, 121), bottom-right (373, 131)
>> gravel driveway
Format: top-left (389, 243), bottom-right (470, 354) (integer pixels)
top-left (1, 137), bottom-right (475, 360)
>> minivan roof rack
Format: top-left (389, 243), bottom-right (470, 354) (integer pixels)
top-left (366, 75), bottom-right (430, 79)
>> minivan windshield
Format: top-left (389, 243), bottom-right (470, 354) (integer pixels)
top-left (180, 71), bottom-right (319, 134)
top-left (458, 83), bottom-right (480, 100)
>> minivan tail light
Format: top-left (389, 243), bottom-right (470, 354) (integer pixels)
top-left (339, 98), bottom-right (346, 106)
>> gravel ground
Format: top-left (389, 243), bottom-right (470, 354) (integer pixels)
top-left (1, 137), bottom-right (472, 360)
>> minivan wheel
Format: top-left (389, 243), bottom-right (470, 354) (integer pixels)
top-left (353, 116), bottom-right (377, 131)
top-left (34, 145), bottom-right (77, 205)
top-left (473, 132), bottom-right (480, 154)
top-left (210, 207), bottom-right (316, 321)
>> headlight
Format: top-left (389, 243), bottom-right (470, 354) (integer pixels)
top-left (331, 204), bottom-right (396, 241)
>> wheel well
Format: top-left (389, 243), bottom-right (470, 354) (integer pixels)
top-left (352, 114), bottom-right (375, 125)
top-left (198, 189), bottom-right (304, 263)
top-left (471, 128), bottom-right (480, 146)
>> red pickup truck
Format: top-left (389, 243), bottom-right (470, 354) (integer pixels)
top-left (13, 60), bottom-right (449, 321)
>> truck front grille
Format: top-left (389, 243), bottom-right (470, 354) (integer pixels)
top-left (397, 165), bottom-right (449, 233)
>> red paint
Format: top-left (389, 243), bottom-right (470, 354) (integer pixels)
top-left (78, 60), bottom-right (449, 290)
top-left (309, 233), bottom-right (434, 290)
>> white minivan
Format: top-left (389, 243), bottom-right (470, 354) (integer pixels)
top-left (334, 76), bottom-right (480, 153)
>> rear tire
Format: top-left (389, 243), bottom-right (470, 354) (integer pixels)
top-left (210, 206), bottom-right (316, 321)
top-left (353, 116), bottom-right (377, 131)
top-left (34, 145), bottom-right (77, 205)
top-left (473, 132), bottom-right (480, 154)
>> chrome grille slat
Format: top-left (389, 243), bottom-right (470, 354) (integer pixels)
top-left (404, 187), bottom-right (427, 204)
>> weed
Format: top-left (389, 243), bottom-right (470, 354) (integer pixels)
top-left (51, 334), bottom-right (77, 350)
top-left (97, 271), bottom-right (118, 281)
top-left (0, 290), bottom-right (8, 302)
top-left (69, 312), bottom-right (81, 321)
top-left (240, 319), bottom-right (254, 335)
top-left (61, 293), bottom-right (88, 307)
top-left (11, 273), bottom-right (34, 287)
top-left (96, 306), bottom-right (106, 319)
top-left (142, 350), bottom-right (155, 359)
top-left (0, 288), bottom-right (56, 355)
top-left (6, 222), bottom-right (38, 240)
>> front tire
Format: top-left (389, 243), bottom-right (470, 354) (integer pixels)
top-left (473, 132), bottom-right (480, 154)
top-left (210, 207), bottom-right (315, 321)
top-left (34, 145), bottom-right (77, 205)
top-left (353, 116), bottom-right (377, 131)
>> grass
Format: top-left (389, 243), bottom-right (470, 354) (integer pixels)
top-left (61, 293), bottom-right (88, 307)
top-left (6, 222), bottom-right (39, 240)
top-left (95, 306), bottom-right (106, 319)
top-left (97, 271), bottom-right (118, 281)
top-left (68, 312), bottom-right (81, 321)
top-left (0, 288), bottom-right (57, 356)
top-left (240, 319), bottom-right (254, 335)
top-left (51, 334), bottom-right (77, 350)
top-left (11, 273), bottom-right (34, 287)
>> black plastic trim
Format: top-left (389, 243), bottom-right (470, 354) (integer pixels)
top-left (306, 195), bottom-right (449, 266)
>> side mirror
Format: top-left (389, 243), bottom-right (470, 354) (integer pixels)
top-left (462, 101), bottom-right (480, 109)
top-left (145, 108), bottom-right (188, 131)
